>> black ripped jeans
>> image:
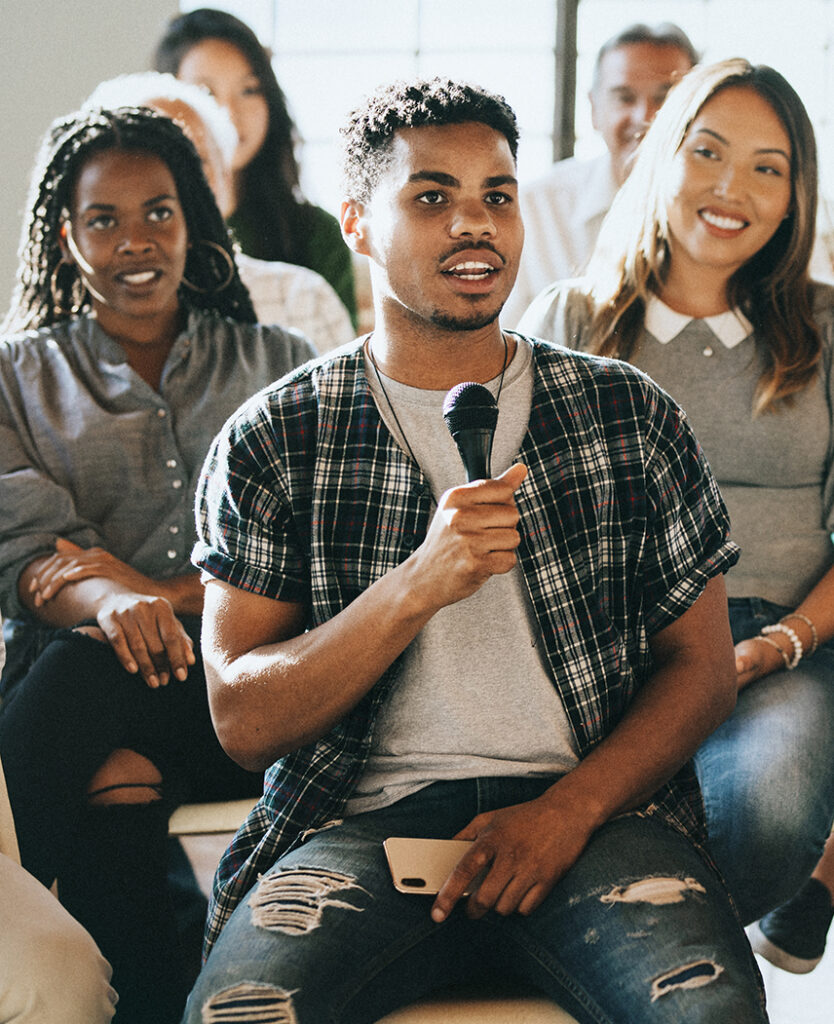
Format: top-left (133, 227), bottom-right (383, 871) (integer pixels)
top-left (0, 627), bottom-right (261, 1024)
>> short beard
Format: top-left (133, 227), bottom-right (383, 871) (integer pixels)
top-left (428, 306), bottom-right (501, 332)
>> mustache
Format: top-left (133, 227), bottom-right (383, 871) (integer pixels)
top-left (438, 240), bottom-right (506, 266)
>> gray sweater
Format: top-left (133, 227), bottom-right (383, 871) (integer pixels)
top-left (519, 282), bottom-right (834, 607)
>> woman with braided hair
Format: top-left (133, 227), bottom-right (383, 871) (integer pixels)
top-left (0, 105), bottom-right (314, 1023)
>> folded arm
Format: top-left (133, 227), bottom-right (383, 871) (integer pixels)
top-left (18, 541), bottom-right (200, 688)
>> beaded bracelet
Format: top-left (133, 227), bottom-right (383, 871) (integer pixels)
top-left (781, 612), bottom-right (819, 656)
top-left (753, 634), bottom-right (791, 670)
top-left (761, 622), bottom-right (803, 669)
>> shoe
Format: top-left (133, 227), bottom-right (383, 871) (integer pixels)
top-left (748, 878), bottom-right (834, 974)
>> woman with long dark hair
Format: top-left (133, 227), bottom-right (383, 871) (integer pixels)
top-left (0, 105), bottom-right (314, 1022)
top-left (521, 58), bottom-right (834, 968)
top-left (154, 6), bottom-right (358, 327)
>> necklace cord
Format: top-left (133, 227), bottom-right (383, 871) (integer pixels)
top-left (367, 333), bottom-right (509, 468)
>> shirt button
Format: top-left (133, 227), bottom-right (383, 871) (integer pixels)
top-left (169, 525), bottom-right (179, 535)
top-left (172, 479), bottom-right (183, 489)
top-left (166, 459), bottom-right (177, 469)
top-left (412, 483), bottom-right (428, 497)
top-left (703, 346), bottom-right (714, 357)
top-left (157, 408), bottom-right (167, 418)
top-left (402, 534), bottom-right (415, 549)
top-left (167, 549), bottom-right (177, 560)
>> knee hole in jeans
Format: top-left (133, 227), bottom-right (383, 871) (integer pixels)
top-left (249, 868), bottom-right (368, 935)
top-left (200, 982), bottom-right (298, 1023)
top-left (87, 748), bottom-right (163, 805)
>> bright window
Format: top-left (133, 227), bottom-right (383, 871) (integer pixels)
top-left (182, 1), bottom-right (834, 210)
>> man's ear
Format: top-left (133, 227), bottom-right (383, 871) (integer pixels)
top-left (341, 199), bottom-right (372, 257)
top-left (588, 89), bottom-right (600, 133)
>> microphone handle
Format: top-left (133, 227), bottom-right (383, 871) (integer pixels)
top-left (453, 428), bottom-right (494, 482)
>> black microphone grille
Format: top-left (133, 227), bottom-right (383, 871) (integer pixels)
top-left (442, 382), bottom-right (498, 434)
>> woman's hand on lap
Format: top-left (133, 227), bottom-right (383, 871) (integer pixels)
top-left (734, 637), bottom-right (784, 690)
top-left (96, 590), bottom-right (196, 688)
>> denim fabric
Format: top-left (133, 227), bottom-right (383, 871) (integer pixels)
top-left (695, 598), bottom-right (834, 924)
top-left (184, 778), bottom-right (766, 1024)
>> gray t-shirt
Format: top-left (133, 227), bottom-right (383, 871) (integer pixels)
top-left (346, 337), bottom-right (578, 815)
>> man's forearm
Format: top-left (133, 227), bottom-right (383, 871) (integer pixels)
top-left (204, 555), bottom-right (441, 770)
top-left (430, 577), bottom-right (737, 923)
top-left (543, 651), bottom-right (735, 833)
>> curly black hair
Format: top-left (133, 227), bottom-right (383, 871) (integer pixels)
top-left (4, 104), bottom-right (255, 333)
top-left (340, 78), bottom-right (519, 203)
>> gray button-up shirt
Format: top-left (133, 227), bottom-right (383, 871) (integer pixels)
top-left (0, 309), bottom-right (316, 618)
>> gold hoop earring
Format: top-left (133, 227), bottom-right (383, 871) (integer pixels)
top-left (181, 239), bottom-right (236, 294)
top-left (49, 260), bottom-right (85, 317)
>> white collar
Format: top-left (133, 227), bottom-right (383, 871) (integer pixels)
top-left (645, 295), bottom-right (752, 349)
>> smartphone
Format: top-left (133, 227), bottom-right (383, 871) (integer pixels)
top-left (383, 836), bottom-right (479, 895)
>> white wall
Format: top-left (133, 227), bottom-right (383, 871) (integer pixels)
top-left (0, 0), bottom-right (178, 311)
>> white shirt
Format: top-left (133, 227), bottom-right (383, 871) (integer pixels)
top-left (237, 252), bottom-right (354, 354)
top-left (503, 152), bottom-right (619, 328)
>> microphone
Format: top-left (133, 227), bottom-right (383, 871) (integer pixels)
top-left (442, 382), bottom-right (499, 482)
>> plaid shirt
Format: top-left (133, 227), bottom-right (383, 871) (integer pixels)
top-left (194, 336), bottom-right (738, 953)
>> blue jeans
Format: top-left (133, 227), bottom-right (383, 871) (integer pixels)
top-left (184, 778), bottom-right (766, 1024)
top-left (695, 598), bottom-right (834, 924)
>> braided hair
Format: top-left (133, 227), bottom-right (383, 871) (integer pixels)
top-left (4, 104), bottom-right (255, 334)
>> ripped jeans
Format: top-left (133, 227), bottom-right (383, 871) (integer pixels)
top-left (183, 778), bottom-right (767, 1024)
top-left (695, 598), bottom-right (834, 924)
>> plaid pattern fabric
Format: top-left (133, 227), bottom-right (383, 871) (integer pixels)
top-left (194, 336), bottom-right (739, 953)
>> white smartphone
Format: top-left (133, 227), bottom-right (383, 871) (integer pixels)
top-left (383, 836), bottom-right (478, 895)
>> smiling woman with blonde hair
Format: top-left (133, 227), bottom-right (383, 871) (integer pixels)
top-left (581, 58), bottom-right (820, 409)
top-left (521, 57), bottom-right (834, 966)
